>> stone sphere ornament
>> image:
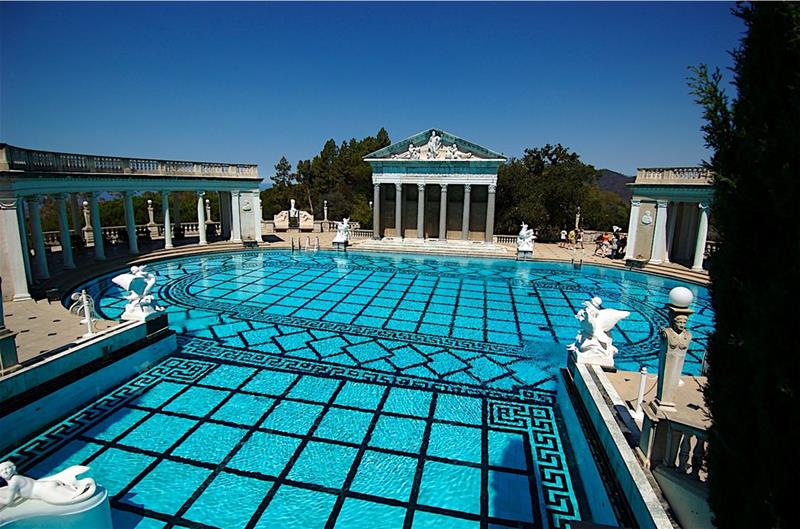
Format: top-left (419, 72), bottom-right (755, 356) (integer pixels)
top-left (668, 286), bottom-right (694, 308)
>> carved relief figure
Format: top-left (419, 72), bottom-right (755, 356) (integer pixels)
top-left (641, 210), bottom-right (653, 225)
top-left (427, 131), bottom-right (441, 159)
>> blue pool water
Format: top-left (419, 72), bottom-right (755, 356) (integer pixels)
top-left (4, 250), bottom-right (713, 528)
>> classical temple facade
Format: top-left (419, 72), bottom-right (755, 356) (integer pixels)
top-left (0, 144), bottom-right (263, 301)
top-left (365, 129), bottom-right (506, 242)
top-left (624, 167), bottom-right (714, 271)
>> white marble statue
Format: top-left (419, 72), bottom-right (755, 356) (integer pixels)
top-left (393, 143), bottom-right (420, 160)
top-left (0, 461), bottom-right (96, 508)
top-left (289, 198), bottom-right (298, 218)
top-left (111, 265), bottom-right (163, 321)
top-left (568, 296), bottom-right (630, 367)
top-left (333, 217), bottom-right (351, 244)
top-left (426, 131), bottom-right (441, 159)
top-left (517, 223), bottom-right (536, 253)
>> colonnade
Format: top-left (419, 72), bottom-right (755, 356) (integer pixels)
top-left (373, 182), bottom-right (497, 242)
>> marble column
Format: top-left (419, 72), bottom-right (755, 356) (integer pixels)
top-left (0, 194), bottom-right (32, 300)
top-left (219, 192), bottom-right (231, 239)
top-left (649, 200), bottom-right (669, 264)
top-left (231, 191), bottom-right (242, 243)
top-left (692, 203), bottom-right (710, 271)
top-left (56, 193), bottom-right (75, 268)
top-left (416, 183), bottom-right (425, 239)
top-left (196, 192), bottom-right (208, 246)
top-left (485, 184), bottom-right (496, 243)
top-left (394, 183), bottom-right (402, 239)
top-left (461, 184), bottom-right (471, 240)
top-left (624, 199), bottom-right (641, 260)
top-left (665, 203), bottom-right (679, 263)
top-left (252, 190), bottom-right (263, 243)
top-left (89, 193), bottom-right (105, 261)
top-left (70, 194), bottom-right (83, 243)
top-left (162, 191), bottom-right (173, 249)
top-left (439, 183), bottom-right (448, 240)
top-left (27, 196), bottom-right (50, 279)
top-left (124, 192), bottom-right (138, 254)
top-left (372, 183), bottom-right (381, 239)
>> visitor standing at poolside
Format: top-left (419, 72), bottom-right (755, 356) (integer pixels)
top-left (568, 229), bottom-right (576, 249)
top-left (577, 229), bottom-right (584, 249)
top-left (560, 229), bottom-right (567, 248)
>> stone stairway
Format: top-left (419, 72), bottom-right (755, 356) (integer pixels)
top-left (350, 238), bottom-right (511, 258)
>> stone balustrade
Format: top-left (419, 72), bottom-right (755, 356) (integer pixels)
top-left (41, 222), bottom-right (221, 247)
top-left (350, 229), bottom-right (373, 240)
top-left (0, 144), bottom-right (258, 178)
top-left (661, 419), bottom-right (708, 481)
top-left (635, 167), bottom-right (714, 185)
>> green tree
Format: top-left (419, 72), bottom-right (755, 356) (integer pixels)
top-left (272, 156), bottom-right (294, 188)
top-left (688, 3), bottom-right (799, 526)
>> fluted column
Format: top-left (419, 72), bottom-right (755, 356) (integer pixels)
top-left (416, 183), bottom-right (425, 239)
top-left (461, 184), bottom-right (471, 240)
top-left (124, 192), bottom-right (138, 254)
top-left (624, 199), bottom-right (641, 260)
top-left (394, 183), bottom-right (402, 239)
top-left (692, 203), bottom-right (710, 271)
top-left (88, 193), bottom-right (105, 261)
top-left (27, 196), bottom-right (50, 279)
top-left (252, 190), bottom-right (263, 243)
top-left (69, 194), bottom-right (83, 243)
top-left (162, 191), bottom-right (173, 249)
top-left (372, 183), bottom-right (381, 239)
top-left (231, 191), bottom-right (242, 243)
top-left (485, 184), bottom-right (496, 242)
top-left (439, 183), bottom-right (448, 240)
top-left (196, 192), bottom-right (208, 245)
top-left (56, 193), bottom-right (75, 268)
top-left (0, 194), bottom-right (32, 300)
top-left (649, 200), bottom-right (669, 264)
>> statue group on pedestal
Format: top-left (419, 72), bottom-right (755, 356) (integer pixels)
top-left (568, 296), bottom-right (630, 367)
top-left (332, 217), bottom-right (351, 245)
top-left (517, 222), bottom-right (536, 253)
top-left (111, 265), bottom-right (163, 321)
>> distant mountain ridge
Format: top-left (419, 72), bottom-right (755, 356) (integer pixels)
top-left (596, 169), bottom-right (634, 201)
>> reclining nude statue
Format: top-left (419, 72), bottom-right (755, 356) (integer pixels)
top-left (567, 296), bottom-right (630, 367)
top-left (0, 461), bottom-right (96, 509)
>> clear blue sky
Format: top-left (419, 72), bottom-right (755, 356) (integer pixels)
top-left (0, 2), bottom-right (743, 183)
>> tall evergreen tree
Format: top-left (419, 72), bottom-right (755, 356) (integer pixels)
top-left (689, 3), bottom-right (799, 526)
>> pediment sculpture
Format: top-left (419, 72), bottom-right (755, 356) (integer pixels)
top-left (391, 131), bottom-right (475, 161)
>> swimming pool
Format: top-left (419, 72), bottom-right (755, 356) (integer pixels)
top-left (5, 250), bottom-right (713, 528)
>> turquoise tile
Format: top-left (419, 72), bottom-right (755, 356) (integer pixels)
top-left (119, 414), bottom-right (196, 453)
top-left (314, 408), bottom-right (373, 445)
top-left (488, 431), bottom-right (527, 471)
top-left (369, 415), bottom-right (426, 454)
top-left (123, 460), bottom-right (211, 516)
top-left (110, 509), bottom-right (166, 529)
top-left (333, 498), bottom-right (406, 529)
top-left (83, 407), bottom-right (149, 442)
top-left (287, 441), bottom-right (358, 489)
top-left (262, 400), bottom-right (324, 435)
top-left (254, 485), bottom-right (336, 528)
top-left (28, 440), bottom-right (104, 478)
top-left (163, 386), bottom-right (230, 417)
top-left (382, 388), bottom-right (432, 418)
top-left (173, 423), bottom-right (248, 464)
top-left (349, 449), bottom-right (417, 502)
top-left (334, 382), bottom-right (385, 410)
top-left (86, 448), bottom-right (155, 496)
top-left (184, 471), bottom-right (272, 529)
top-left (228, 431), bottom-right (300, 477)
top-left (199, 364), bottom-right (256, 388)
top-left (130, 381), bottom-right (185, 409)
top-left (287, 375), bottom-right (341, 403)
top-left (488, 470), bottom-right (534, 522)
top-left (213, 393), bottom-right (275, 426)
top-left (426, 423), bottom-right (482, 463)
top-left (244, 370), bottom-right (298, 396)
top-left (417, 461), bottom-right (481, 515)
top-left (434, 394), bottom-right (483, 426)
top-left (411, 511), bottom-right (479, 529)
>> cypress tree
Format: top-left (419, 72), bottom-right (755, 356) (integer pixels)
top-left (689, 3), bottom-right (800, 526)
